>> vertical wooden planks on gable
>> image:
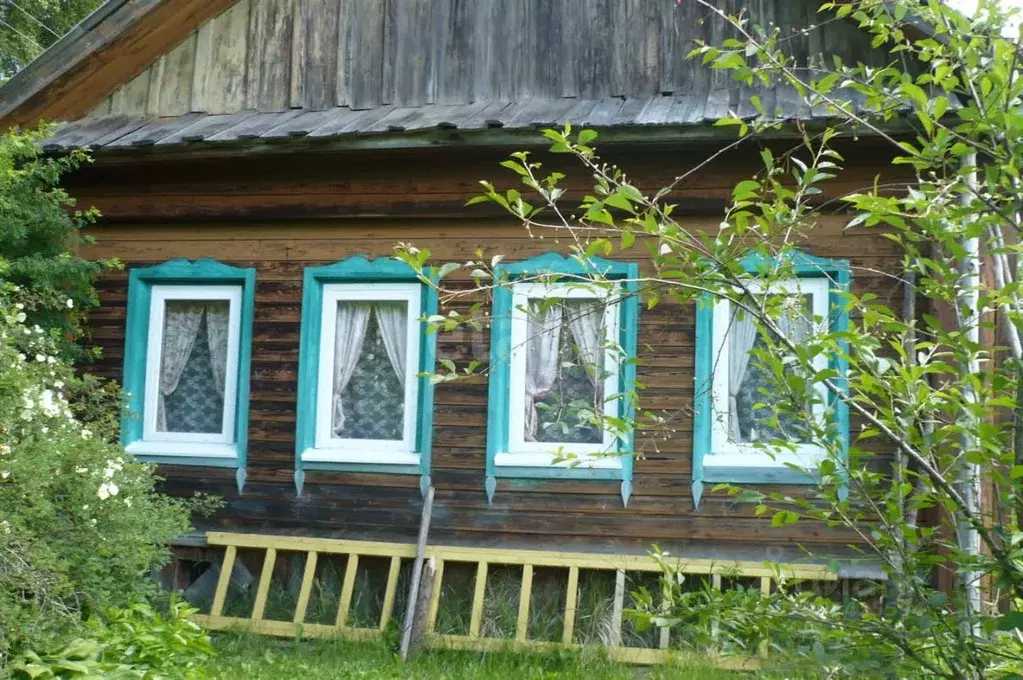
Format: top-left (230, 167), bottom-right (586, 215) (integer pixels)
top-left (483, 0), bottom-right (531, 101)
top-left (436, 0), bottom-right (475, 104)
top-left (574, 0), bottom-right (612, 99)
top-left (204, 0), bottom-right (252, 114)
top-left (627, 0), bottom-right (661, 96)
top-left (380, 0), bottom-right (397, 104)
top-left (86, 97), bottom-right (113, 119)
top-left (610, 0), bottom-right (628, 96)
top-left (425, 0), bottom-right (448, 104)
top-left (192, 20), bottom-right (214, 111)
top-left (335, 0), bottom-right (353, 106)
top-left (531, 0), bottom-right (562, 99)
top-left (667, 0), bottom-right (713, 96)
top-left (112, 68), bottom-right (152, 115)
top-left (146, 56), bottom-right (166, 115)
top-left (246, 0), bottom-right (297, 111)
top-left (290, 0), bottom-right (306, 108)
top-left (347, 0), bottom-right (385, 109)
top-left (470, 0), bottom-right (492, 102)
top-left (156, 33), bottom-right (198, 115)
top-left (304, 0), bottom-right (340, 109)
top-left (391, 0), bottom-right (434, 106)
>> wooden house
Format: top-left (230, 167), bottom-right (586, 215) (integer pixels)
top-left (0, 0), bottom-right (904, 581)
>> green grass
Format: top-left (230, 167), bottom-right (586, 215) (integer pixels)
top-left (205, 633), bottom-right (752, 679)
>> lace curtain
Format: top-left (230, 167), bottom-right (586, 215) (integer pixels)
top-left (728, 294), bottom-right (813, 443)
top-left (157, 301), bottom-right (230, 433)
top-left (331, 302), bottom-right (409, 438)
top-left (524, 301), bottom-right (563, 441)
top-left (524, 299), bottom-right (607, 443)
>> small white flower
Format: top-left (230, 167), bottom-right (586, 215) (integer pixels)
top-left (124, 498), bottom-right (133, 508)
top-left (15, 313), bottom-right (26, 323)
top-left (80, 429), bottom-right (93, 440)
top-left (66, 299), bottom-right (74, 309)
top-left (0, 444), bottom-right (10, 455)
top-left (35, 354), bottom-right (45, 363)
top-left (98, 481), bottom-right (119, 499)
top-left (1, 471), bottom-right (9, 480)
top-left (14, 303), bottom-right (23, 310)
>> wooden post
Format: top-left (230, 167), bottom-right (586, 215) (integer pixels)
top-left (399, 485), bottom-right (435, 661)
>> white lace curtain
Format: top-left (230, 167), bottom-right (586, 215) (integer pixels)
top-left (523, 299), bottom-right (606, 442)
top-left (727, 295), bottom-right (813, 441)
top-left (157, 302), bottom-right (230, 431)
top-left (727, 306), bottom-right (758, 441)
top-left (331, 302), bottom-right (408, 436)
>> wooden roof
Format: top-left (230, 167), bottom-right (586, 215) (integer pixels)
top-left (2, 0), bottom-right (892, 152)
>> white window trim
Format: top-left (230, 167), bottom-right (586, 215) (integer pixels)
top-left (706, 277), bottom-right (830, 470)
top-left (501, 282), bottom-right (622, 469)
top-left (304, 282), bottom-right (421, 465)
top-left (136, 284), bottom-right (242, 458)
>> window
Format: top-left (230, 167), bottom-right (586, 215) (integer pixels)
top-left (294, 256), bottom-right (438, 496)
top-left (121, 260), bottom-right (256, 493)
top-left (310, 284), bottom-right (421, 463)
top-left (486, 253), bottom-right (639, 505)
top-left (504, 284), bottom-right (620, 466)
top-left (692, 250), bottom-right (850, 509)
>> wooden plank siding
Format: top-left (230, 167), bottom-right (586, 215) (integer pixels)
top-left (73, 144), bottom-right (904, 560)
top-left (87, 0), bottom-right (893, 119)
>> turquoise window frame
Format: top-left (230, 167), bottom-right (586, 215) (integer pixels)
top-left (486, 252), bottom-right (639, 506)
top-left (294, 255), bottom-right (438, 498)
top-left (121, 258), bottom-right (256, 494)
top-left (691, 249), bottom-right (850, 509)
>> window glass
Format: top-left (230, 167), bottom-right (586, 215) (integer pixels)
top-left (331, 301), bottom-right (408, 441)
top-left (157, 299), bottom-right (230, 435)
top-left (524, 298), bottom-right (606, 445)
top-left (727, 293), bottom-right (814, 445)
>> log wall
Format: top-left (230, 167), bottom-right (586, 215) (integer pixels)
top-left (73, 142), bottom-right (905, 562)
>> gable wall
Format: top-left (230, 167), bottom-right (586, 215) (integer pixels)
top-left (90, 0), bottom-right (888, 118)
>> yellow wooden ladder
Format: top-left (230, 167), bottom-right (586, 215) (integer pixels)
top-left (192, 531), bottom-right (836, 667)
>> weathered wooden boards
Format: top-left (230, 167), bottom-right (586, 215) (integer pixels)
top-left (80, 192), bottom-right (900, 557)
top-left (85, 0), bottom-right (890, 120)
top-left (192, 531), bottom-right (834, 666)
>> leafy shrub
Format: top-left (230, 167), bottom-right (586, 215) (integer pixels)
top-left (0, 285), bottom-right (218, 663)
top-left (0, 127), bottom-right (118, 361)
top-left (7, 600), bottom-right (213, 679)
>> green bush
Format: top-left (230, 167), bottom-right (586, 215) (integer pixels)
top-left (0, 285), bottom-right (218, 663)
top-left (7, 600), bottom-right (213, 679)
top-left (0, 127), bottom-right (118, 361)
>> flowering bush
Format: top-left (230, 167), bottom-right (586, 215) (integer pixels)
top-left (0, 284), bottom-right (216, 663)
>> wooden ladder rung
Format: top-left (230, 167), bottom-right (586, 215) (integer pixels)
top-left (609, 569), bottom-right (625, 647)
top-left (515, 564), bottom-right (534, 642)
top-left (252, 548), bottom-right (277, 622)
top-left (336, 553), bottom-right (360, 628)
top-left (468, 561), bottom-right (489, 638)
top-left (293, 551), bottom-right (319, 624)
top-left (379, 556), bottom-right (402, 631)
top-left (210, 545), bottom-right (237, 618)
top-left (426, 559), bottom-right (445, 632)
top-left (562, 566), bottom-right (579, 645)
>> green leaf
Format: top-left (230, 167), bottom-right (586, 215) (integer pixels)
top-left (436, 262), bottom-right (460, 280)
top-left (733, 180), bottom-right (760, 201)
top-left (578, 129), bottom-right (599, 146)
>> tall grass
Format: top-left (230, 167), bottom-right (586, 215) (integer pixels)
top-left (206, 633), bottom-right (756, 679)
